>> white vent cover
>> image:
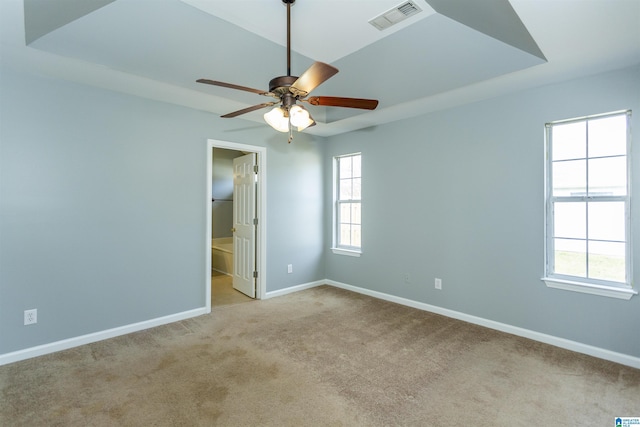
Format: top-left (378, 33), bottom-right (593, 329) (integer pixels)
top-left (369, 1), bottom-right (422, 31)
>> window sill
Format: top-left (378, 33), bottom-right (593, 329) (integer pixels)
top-left (331, 248), bottom-right (361, 257)
top-left (541, 277), bottom-right (637, 300)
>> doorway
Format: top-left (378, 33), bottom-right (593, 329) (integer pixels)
top-left (206, 140), bottom-right (267, 311)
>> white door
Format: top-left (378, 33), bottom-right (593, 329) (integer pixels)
top-left (232, 153), bottom-right (257, 298)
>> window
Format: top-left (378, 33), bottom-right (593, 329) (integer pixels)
top-left (333, 153), bottom-right (362, 256)
top-left (543, 110), bottom-right (636, 299)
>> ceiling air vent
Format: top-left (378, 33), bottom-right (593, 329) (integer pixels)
top-left (369, 1), bottom-right (422, 31)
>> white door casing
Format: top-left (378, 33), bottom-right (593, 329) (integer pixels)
top-left (232, 153), bottom-right (257, 298)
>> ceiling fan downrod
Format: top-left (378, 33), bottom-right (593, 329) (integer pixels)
top-left (283, 0), bottom-right (295, 77)
top-left (266, 0), bottom-right (297, 105)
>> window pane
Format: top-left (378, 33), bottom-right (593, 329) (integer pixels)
top-left (588, 241), bottom-right (625, 282)
top-left (352, 178), bottom-right (361, 200)
top-left (340, 203), bottom-right (351, 223)
top-left (340, 157), bottom-right (352, 179)
top-left (554, 238), bottom-right (586, 277)
top-left (340, 178), bottom-right (352, 200)
top-left (588, 156), bottom-right (626, 196)
top-left (588, 115), bottom-right (627, 158)
top-left (351, 203), bottom-right (361, 225)
top-left (554, 202), bottom-right (586, 239)
top-left (552, 160), bottom-right (586, 196)
top-left (352, 155), bottom-right (361, 178)
top-left (340, 224), bottom-right (351, 246)
top-left (588, 202), bottom-right (625, 242)
top-left (351, 225), bottom-right (361, 247)
top-left (552, 121), bottom-right (585, 161)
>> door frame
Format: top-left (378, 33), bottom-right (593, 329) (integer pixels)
top-left (206, 139), bottom-right (267, 310)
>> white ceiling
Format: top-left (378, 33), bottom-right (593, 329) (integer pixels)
top-left (2, 0), bottom-right (639, 137)
top-left (181, 0), bottom-right (438, 63)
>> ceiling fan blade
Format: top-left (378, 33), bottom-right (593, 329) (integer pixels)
top-left (221, 102), bottom-right (277, 118)
top-left (306, 96), bottom-right (379, 110)
top-left (290, 62), bottom-right (339, 97)
top-left (197, 79), bottom-right (270, 96)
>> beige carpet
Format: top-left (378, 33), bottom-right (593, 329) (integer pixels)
top-left (1, 285), bottom-right (638, 426)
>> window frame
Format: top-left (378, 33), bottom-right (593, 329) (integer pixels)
top-left (332, 153), bottom-right (362, 257)
top-left (542, 110), bottom-right (636, 300)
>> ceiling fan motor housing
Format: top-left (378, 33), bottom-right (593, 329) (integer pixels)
top-left (269, 75), bottom-right (298, 95)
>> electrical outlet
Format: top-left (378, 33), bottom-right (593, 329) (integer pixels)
top-left (24, 309), bottom-right (37, 325)
top-left (287, 264), bottom-right (293, 274)
top-left (435, 278), bottom-right (442, 290)
top-left (403, 273), bottom-right (411, 284)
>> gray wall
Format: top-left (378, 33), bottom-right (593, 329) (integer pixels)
top-left (324, 65), bottom-right (640, 358)
top-left (0, 65), bottom-right (326, 355)
top-left (2, 56), bottom-right (637, 361)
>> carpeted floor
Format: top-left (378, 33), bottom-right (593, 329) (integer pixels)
top-left (1, 285), bottom-right (638, 426)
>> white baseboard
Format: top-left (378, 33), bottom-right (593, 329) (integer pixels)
top-left (0, 307), bottom-right (209, 366)
top-left (1, 279), bottom-right (325, 365)
top-left (211, 268), bottom-right (232, 276)
top-left (326, 280), bottom-right (640, 370)
top-left (4, 279), bottom-right (639, 370)
top-left (264, 280), bottom-right (325, 299)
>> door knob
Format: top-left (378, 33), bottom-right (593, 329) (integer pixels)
top-left (231, 228), bottom-right (236, 233)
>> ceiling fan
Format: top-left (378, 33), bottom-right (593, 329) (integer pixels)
top-left (196, 0), bottom-right (379, 142)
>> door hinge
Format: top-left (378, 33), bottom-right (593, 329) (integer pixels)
top-left (253, 218), bottom-right (258, 225)
top-left (253, 271), bottom-right (258, 278)
top-left (253, 165), bottom-right (258, 174)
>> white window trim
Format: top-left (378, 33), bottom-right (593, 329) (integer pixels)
top-left (331, 247), bottom-right (361, 257)
top-left (541, 277), bottom-right (637, 300)
top-left (333, 153), bottom-right (362, 256)
top-left (542, 110), bottom-right (635, 299)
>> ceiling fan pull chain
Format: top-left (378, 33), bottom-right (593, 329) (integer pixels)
top-left (288, 125), bottom-right (293, 143)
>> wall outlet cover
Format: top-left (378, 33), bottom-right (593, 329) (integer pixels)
top-left (24, 309), bottom-right (37, 325)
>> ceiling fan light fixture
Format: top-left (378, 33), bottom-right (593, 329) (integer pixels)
top-left (264, 107), bottom-right (290, 132)
top-left (289, 105), bottom-right (314, 131)
top-left (296, 118), bottom-right (314, 132)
